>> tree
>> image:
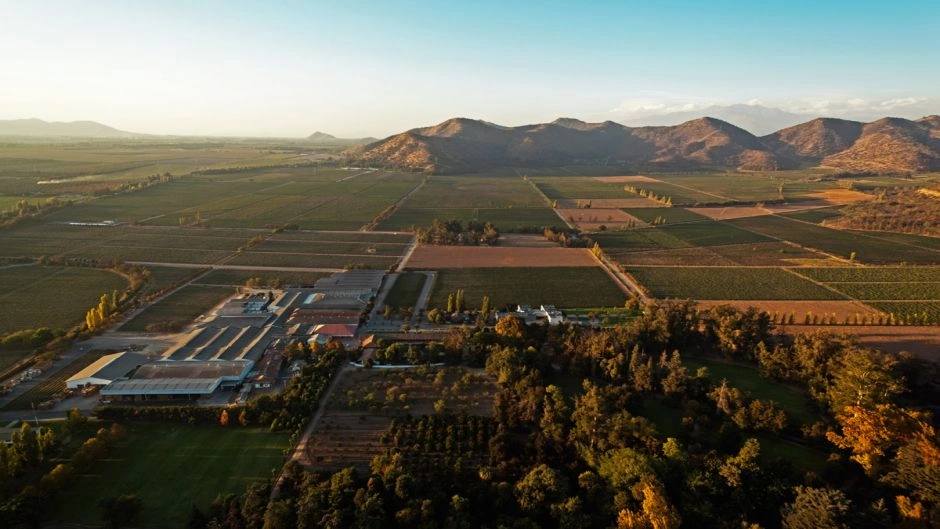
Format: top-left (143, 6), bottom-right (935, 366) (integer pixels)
top-left (262, 499), bottom-right (294, 529)
top-left (495, 316), bottom-right (525, 340)
top-left (515, 464), bottom-right (569, 516)
top-left (826, 348), bottom-right (904, 414)
top-left (660, 351), bottom-right (687, 397)
top-left (100, 494), bottom-right (143, 529)
top-left (481, 295), bottom-right (491, 320)
top-left (447, 293), bottom-right (455, 313)
top-left (826, 404), bottom-right (926, 474)
top-left (616, 480), bottom-right (681, 529)
top-left (220, 409), bottom-right (230, 426)
top-left (780, 487), bottom-right (851, 529)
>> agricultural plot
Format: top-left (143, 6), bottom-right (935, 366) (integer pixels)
top-left (623, 207), bottom-right (707, 224)
top-left (555, 208), bottom-right (643, 230)
top-left (0, 265), bottom-right (128, 334)
top-left (307, 367), bottom-right (498, 472)
top-left (790, 267), bottom-right (940, 323)
top-left (651, 172), bottom-right (835, 203)
top-left (626, 267), bottom-right (844, 300)
top-left (533, 177), bottom-right (640, 200)
top-left (138, 266), bottom-right (208, 298)
top-left (427, 266), bottom-right (626, 309)
top-left (121, 285), bottom-right (234, 332)
top-left (228, 251), bottom-right (398, 270)
top-left (731, 215), bottom-right (940, 264)
top-left (780, 206), bottom-right (843, 224)
top-left (406, 175), bottom-right (548, 208)
top-left (383, 272), bottom-right (427, 308)
top-left (50, 424), bottom-right (290, 529)
top-left (404, 246), bottom-right (597, 269)
top-left (695, 300), bottom-right (878, 322)
top-left (657, 220), bottom-right (772, 247)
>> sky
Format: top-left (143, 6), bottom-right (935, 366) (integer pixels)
top-left (1, 0), bottom-right (938, 137)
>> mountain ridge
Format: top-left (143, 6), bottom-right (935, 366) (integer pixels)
top-left (348, 115), bottom-right (940, 174)
top-left (0, 118), bottom-right (141, 138)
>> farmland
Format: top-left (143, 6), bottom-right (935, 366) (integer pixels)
top-left (626, 267), bottom-right (844, 300)
top-left (306, 367), bottom-right (498, 472)
top-left (0, 265), bottom-right (128, 334)
top-left (427, 266), bottom-right (627, 309)
top-left (120, 285), bottom-right (234, 332)
top-left (404, 245), bottom-right (598, 269)
top-left (195, 268), bottom-right (329, 287)
top-left (49, 424), bottom-right (290, 529)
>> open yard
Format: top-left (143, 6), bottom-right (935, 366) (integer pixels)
top-left (50, 424), bottom-right (290, 529)
top-left (427, 266), bottom-right (627, 309)
top-left (121, 285), bottom-right (234, 332)
top-left (306, 367), bottom-right (498, 472)
top-left (2, 350), bottom-right (112, 410)
top-left (0, 265), bottom-right (128, 334)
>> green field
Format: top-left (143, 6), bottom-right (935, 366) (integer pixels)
top-left (139, 266), bottom-right (209, 298)
top-left (0, 265), bottom-right (128, 334)
top-left (682, 357), bottom-right (814, 425)
top-left (865, 301), bottom-right (940, 324)
top-left (627, 266), bottom-right (844, 300)
top-left (405, 175), bottom-right (547, 208)
top-left (533, 177), bottom-right (638, 200)
top-left (428, 267), bottom-right (627, 309)
top-left (384, 272), bottom-right (427, 308)
top-left (651, 172), bottom-right (836, 203)
top-left (731, 215), bottom-right (940, 264)
top-left (50, 424), bottom-right (290, 528)
top-left (121, 285), bottom-right (234, 332)
top-left (227, 251), bottom-right (398, 270)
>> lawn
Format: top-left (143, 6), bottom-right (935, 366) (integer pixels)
top-left (50, 424), bottom-right (290, 528)
top-left (626, 266), bottom-right (845, 300)
top-left (0, 265), bottom-right (129, 334)
top-left (384, 272), bottom-right (427, 308)
top-left (121, 285), bottom-right (234, 332)
top-left (682, 357), bottom-right (815, 425)
top-left (428, 266), bottom-right (627, 309)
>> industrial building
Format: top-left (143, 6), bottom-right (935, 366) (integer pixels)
top-left (66, 352), bottom-right (149, 389)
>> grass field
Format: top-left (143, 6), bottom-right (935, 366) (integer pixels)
top-left (384, 272), bottom-right (427, 308)
top-left (428, 266), bottom-right (627, 309)
top-left (682, 357), bottom-right (815, 425)
top-left (50, 424), bottom-right (290, 528)
top-left (2, 350), bottom-right (111, 410)
top-left (0, 265), bottom-right (128, 334)
top-left (121, 285), bottom-right (234, 332)
top-left (626, 266), bottom-right (844, 300)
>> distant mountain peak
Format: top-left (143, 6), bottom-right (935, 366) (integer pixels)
top-left (0, 118), bottom-right (139, 138)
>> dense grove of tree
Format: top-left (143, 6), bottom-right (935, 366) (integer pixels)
top-left (415, 220), bottom-right (499, 246)
top-left (828, 186), bottom-right (940, 236)
top-left (189, 301), bottom-right (938, 529)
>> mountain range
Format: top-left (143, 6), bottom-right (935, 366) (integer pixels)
top-left (0, 118), bottom-right (141, 138)
top-left (307, 131), bottom-right (378, 146)
top-left (347, 115), bottom-right (940, 174)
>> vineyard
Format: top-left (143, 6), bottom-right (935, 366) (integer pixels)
top-left (626, 267), bottom-right (844, 300)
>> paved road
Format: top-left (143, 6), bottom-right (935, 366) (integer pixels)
top-left (410, 271), bottom-right (437, 328)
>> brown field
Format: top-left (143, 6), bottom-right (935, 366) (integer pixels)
top-left (556, 197), bottom-right (662, 208)
top-left (688, 206), bottom-right (773, 220)
top-left (809, 188), bottom-right (874, 205)
top-left (697, 300), bottom-right (879, 320)
top-left (556, 208), bottom-right (646, 230)
top-left (404, 245), bottom-right (597, 269)
top-left (305, 367), bottom-right (498, 472)
top-left (498, 234), bottom-right (560, 247)
top-left (782, 325), bottom-right (940, 361)
top-left (592, 175), bottom-right (663, 183)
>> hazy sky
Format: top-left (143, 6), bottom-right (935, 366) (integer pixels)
top-left (2, 0), bottom-right (938, 137)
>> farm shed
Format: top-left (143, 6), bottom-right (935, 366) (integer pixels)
top-left (66, 352), bottom-right (148, 389)
top-left (100, 359), bottom-right (252, 401)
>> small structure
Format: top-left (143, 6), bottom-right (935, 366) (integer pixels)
top-left (310, 324), bottom-right (359, 350)
top-left (66, 352), bottom-right (148, 389)
top-left (496, 304), bottom-right (567, 326)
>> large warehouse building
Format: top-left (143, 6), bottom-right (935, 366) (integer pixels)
top-left (66, 352), bottom-right (149, 389)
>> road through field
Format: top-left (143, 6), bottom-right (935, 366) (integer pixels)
top-left (272, 363), bottom-right (353, 499)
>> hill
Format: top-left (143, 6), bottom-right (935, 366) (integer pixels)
top-left (307, 131), bottom-right (376, 146)
top-left (347, 115), bottom-right (940, 174)
top-left (621, 103), bottom-right (809, 136)
top-left (0, 118), bottom-right (140, 138)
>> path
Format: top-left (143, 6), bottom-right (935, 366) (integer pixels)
top-left (272, 364), bottom-right (352, 499)
top-left (410, 271), bottom-right (437, 328)
top-left (591, 251), bottom-right (649, 301)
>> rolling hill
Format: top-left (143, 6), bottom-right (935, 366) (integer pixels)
top-left (347, 115), bottom-right (940, 174)
top-left (307, 131), bottom-right (377, 146)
